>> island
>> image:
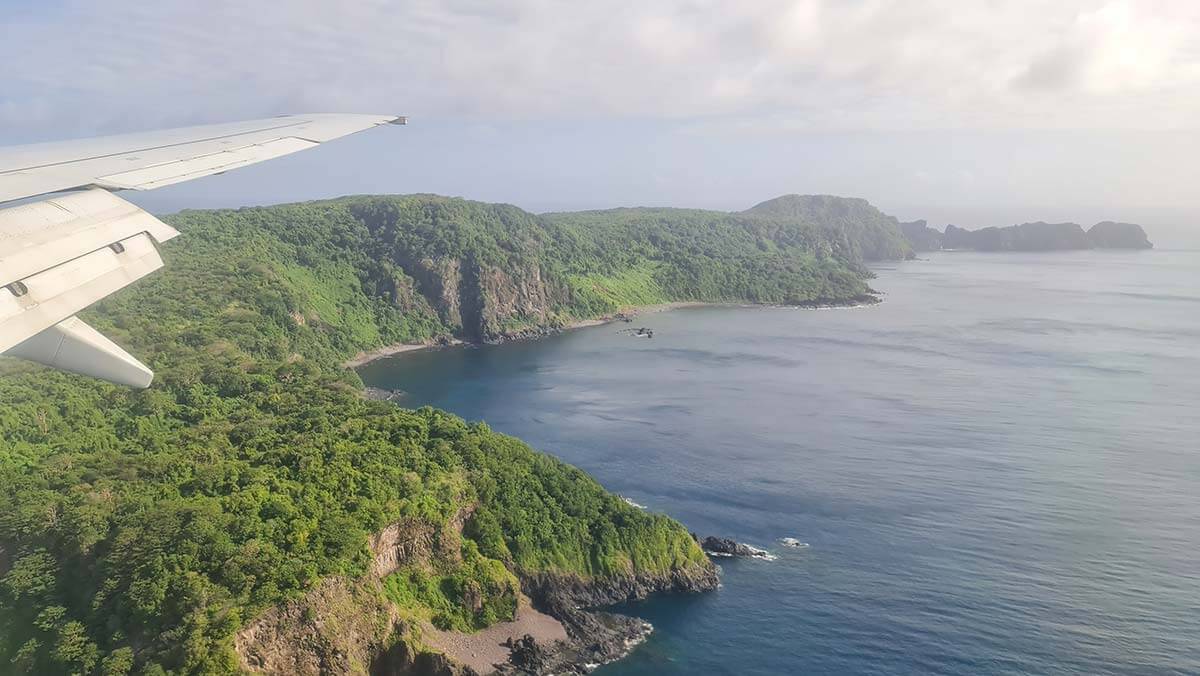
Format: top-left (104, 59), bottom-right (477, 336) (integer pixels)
top-left (901, 219), bottom-right (1153, 252)
top-left (0, 192), bottom-right (1156, 674)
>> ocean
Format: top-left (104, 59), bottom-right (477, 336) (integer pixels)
top-left (358, 250), bottom-right (1200, 675)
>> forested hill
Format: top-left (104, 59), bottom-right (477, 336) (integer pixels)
top-left (739, 194), bottom-right (915, 261)
top-left (0, 192), bottom-right (892, 674)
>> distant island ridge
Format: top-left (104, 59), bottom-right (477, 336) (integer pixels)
top-left (899, 218), bottom-right (1153, 253)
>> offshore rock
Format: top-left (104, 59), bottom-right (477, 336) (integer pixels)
top-left (698, 536), bottom-right (773, 559)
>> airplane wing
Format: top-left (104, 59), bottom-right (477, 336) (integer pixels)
top-left (0, 113), bottom-right (404, 387)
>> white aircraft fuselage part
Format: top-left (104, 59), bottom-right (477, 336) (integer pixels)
top-left (0, 113), bottom-right (403, 387)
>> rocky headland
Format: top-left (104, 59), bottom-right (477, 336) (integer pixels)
top-left (236, 505), bottom-right (719, 676)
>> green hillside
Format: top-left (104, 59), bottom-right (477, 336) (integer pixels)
top-left (0, 193), bottom-right (885, 674)
top-left (742, 194), bottom-right (914, 261)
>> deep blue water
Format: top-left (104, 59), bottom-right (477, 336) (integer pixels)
top-left (359, 250), bottom-right (1200, 675)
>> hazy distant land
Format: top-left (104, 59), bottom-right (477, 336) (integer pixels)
top-left (900, 218), bottom-right (1152, 252)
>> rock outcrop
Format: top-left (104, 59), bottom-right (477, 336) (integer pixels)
top-left (237, 504), bottom-right (480, 676)
top-left (517, 564), bottom-right (719, 673)
top-left (372, 255), bottom-right (568, 343)
top-left (235, 578), bottom-right (399, 676)
top-left (522, 564), bottom-right (720, 613)
top-left (237, 503), bottom-right (718, 676)
top-left (1087, 221), bottom-right (1153, 249)
top-left (370, 504), bottom-right (474, 578)
top-left (372, 640), bottom-right (479, 676)
top-left (698, 536), bottom-right (773, 559)
top-left (899, 220), bottom-right (943, 252)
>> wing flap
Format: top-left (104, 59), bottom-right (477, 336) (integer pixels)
top-left (0, 231), bottom-right (164, 353)
top-left (0, 112), bottom-right (403, 386)
top-left (5, 316), bottom-right (153, 388)
top-left (0, 189), bottom-right (178, 286)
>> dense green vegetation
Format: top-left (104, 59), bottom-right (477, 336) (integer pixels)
top-left (741, 194), bottom-right (914, 262)
top-left (541, 204), bottom-right (878, 312)
top-left (382, 539), bottom-right (519, 633)
top-left (0, 193), bottom-right (892, 674)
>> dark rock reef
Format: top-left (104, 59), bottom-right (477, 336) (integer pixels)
top-left (515, 566), bottom-right (720, 674)
top-left (698, 536), bottom-right (773, 560)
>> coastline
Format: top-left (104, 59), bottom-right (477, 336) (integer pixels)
top-left (341, 302), bottom-right (712, 369)
top-left (344, 297), bottom-right (875, 370)
top-left (342, 338), bottom-right (464, 368)
top-left (563, 301), bottom-right (718, 330)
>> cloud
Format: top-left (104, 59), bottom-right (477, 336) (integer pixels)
top-left (1, 0), bottom-right (1198, 139)
top-left (1015, 1), bottom-right (1185, 94)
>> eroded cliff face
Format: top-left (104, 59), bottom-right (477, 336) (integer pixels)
top-left (471, 263), bottom-right (568, 341)
top-left (515, 563), bottom-right (720, 672)
top-left (236, 503), bottom-right (718, 676)
top-left (369, 255), bottom-right (568, 343)
top-left (370, 504), bottom-right (475, 579)
top-left (522, 564), bottom-right (720, 614)
top-left (236, 581), bottom-right (477, 676)
top-left (237, 505), bottom-right (479, 676)
top-left (236, 578), bottom-right (398, 676)
top-left (404, 258), bottom-right (466, 332)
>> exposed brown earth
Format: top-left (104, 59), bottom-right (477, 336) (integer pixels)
top-left (419, 596), bottom-right (569, 675)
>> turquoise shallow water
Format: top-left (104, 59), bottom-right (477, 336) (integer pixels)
top-left (359, 250), bottom-right (1200, 675)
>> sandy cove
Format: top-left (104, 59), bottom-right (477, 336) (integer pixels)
top-left (418, 596), bottom-right (568, 675)
top-left (342, 302), bottom-right (715, 369)
top-left (342, 338), bottom-right (465, 368)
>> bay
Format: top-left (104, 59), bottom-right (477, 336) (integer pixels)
top-left (359, 250), bottom-right (1200, 675)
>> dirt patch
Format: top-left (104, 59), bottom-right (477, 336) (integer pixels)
top-left (419, 596), bottom-right (568, 675)
top-left (235, 578), bottom-right (396, 676)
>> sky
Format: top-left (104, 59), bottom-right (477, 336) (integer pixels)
top-left (2, 0), bottom-right (1198, 243)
